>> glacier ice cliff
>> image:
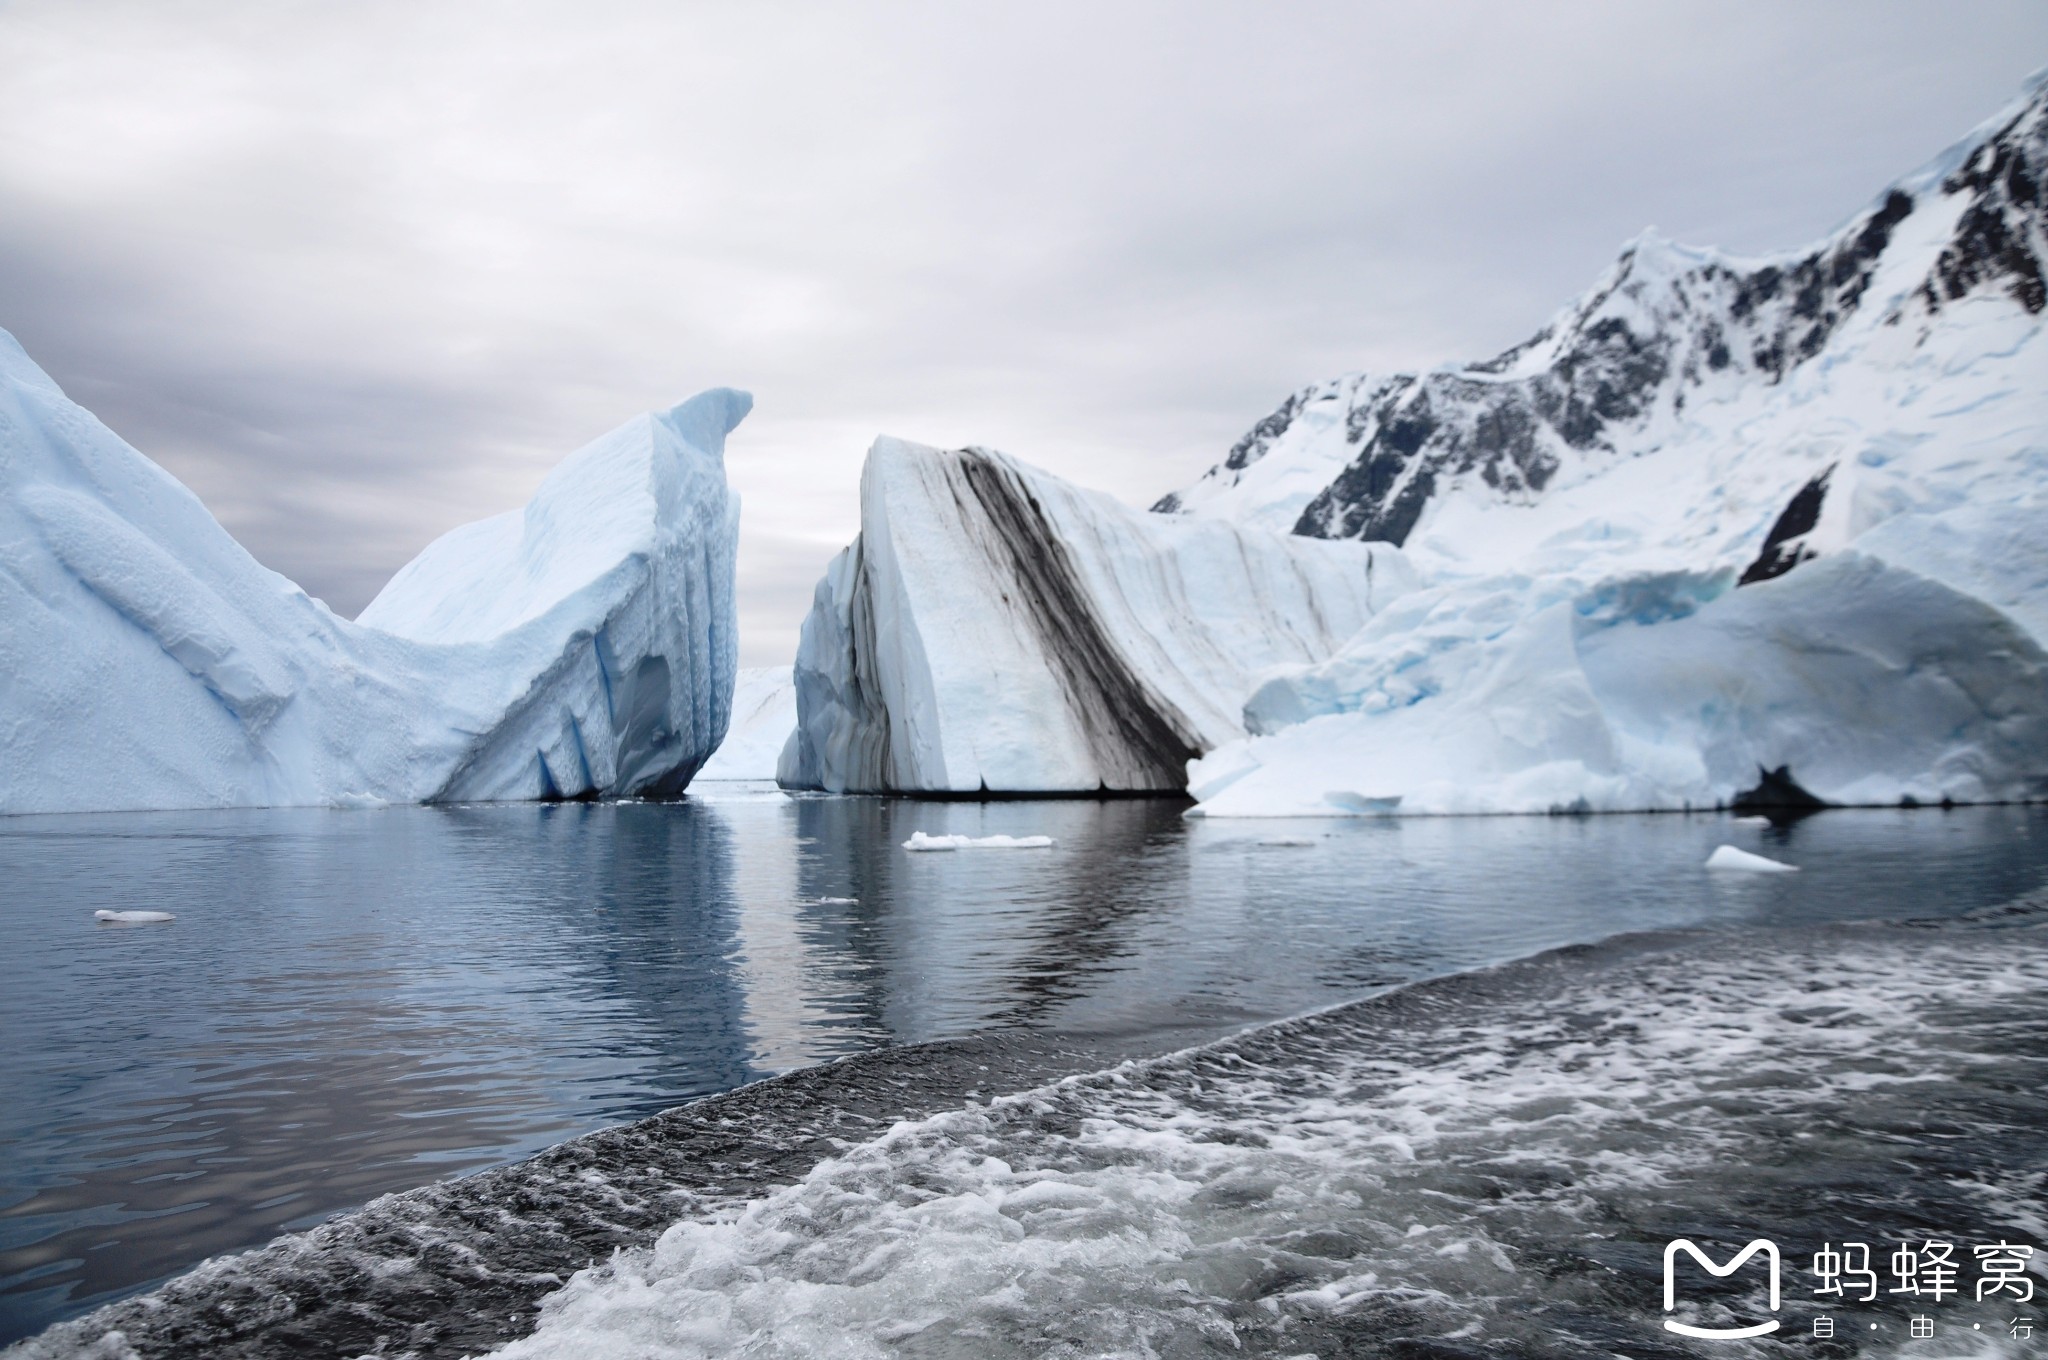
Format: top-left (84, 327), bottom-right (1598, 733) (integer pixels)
top-left (0, 326), bottom-right (745, 814)
top-left (778, 438), bottom-right (1416, 794)
top-left (1163, 75), bottom-right (2048, 816)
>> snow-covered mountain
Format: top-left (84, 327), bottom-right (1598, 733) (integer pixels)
top-left (779, 438), bottom-right (1414, 794)
top-left (1160, 77), bottom-right (2045, 575)
top-left (1165, 77), bottom-right (2048, 816)
top-left (0, 327), bottom-right (745, 813)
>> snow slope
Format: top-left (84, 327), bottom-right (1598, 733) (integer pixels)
top-left (1168, 76), bottom-right (2048, 816)
top-left (779, 438), bottom-right (1416, 794)
top-left (694, 666), bottom-right (796, 781)
top-left (0, 327), bottom-right (745, 813)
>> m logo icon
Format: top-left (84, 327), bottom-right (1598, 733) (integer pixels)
top-left (1663, 1239), bottom-right (1782, 1339)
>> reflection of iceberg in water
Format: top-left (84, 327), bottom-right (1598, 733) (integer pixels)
top-left (506, 804), bottom-right (756, 1108)
top-left (693, 790), bottom-right (1182, 1072)
top-left (778, 798), bottom-right (1195, 1042)
top-left (0, 801), bottom-right (760, 1343)
top-left (707, 794), bottom-right (856, 1074)
top-left (19, 805), bottom-right (2048, 1357)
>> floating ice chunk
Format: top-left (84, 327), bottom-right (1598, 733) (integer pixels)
top-left (1705, 845), bottom-right (1798, 873)
top-left (0, 325), bottom-right (746, 813)
top-left (331, 792), bottom-right (388, 810)
top-left (95, 910), bottom-right (175, 924)
top-left (781, 439), bottom-right (1417, 795)
top-left (1257, 837), bottom-right (1318, 847)
top-left (902, 832), bottom-right (1055, 852)
top-left (1193, 553), bottom-right (2048, 818)
top-left (1731, 815), bottom-right (1773, 828)
top-left (814, 896), bottom-right (859, 905)
top-left (684, 782), bottom-right (790, 804)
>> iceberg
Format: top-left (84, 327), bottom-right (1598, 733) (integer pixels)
top-left (0, 326), bottom-right (745, 814)
top-left (1191, 544), bottom-right (2048, 817)
top-left (694, 666), bottom-right (798, 781)
top-left (1173, 77), bottom-right (2048, 817)
top-left (778, 438), bottom-right (1417, 794)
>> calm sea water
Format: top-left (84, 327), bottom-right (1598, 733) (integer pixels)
top-left (3, 789), bottom-right (2045, 1348)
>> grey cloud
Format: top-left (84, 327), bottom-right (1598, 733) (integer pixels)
top-left (0, 1), bottom-right (2042, 662)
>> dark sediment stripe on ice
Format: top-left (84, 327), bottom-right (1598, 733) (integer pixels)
top-left (947, 449), bottom-right (1203, 790)
top-left (17, 1032), bottom-right (1136, 1360)
top-left (841, 537), bottom-right (896, 785)
top-left (784, 535), bottom-right (896, 792)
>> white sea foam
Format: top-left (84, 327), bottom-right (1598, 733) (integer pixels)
top-left (492, 926), bottom-right (2046, 1359)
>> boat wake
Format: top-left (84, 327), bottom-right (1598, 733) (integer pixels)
top-left (21, 899), bottom-right (2048, 1359)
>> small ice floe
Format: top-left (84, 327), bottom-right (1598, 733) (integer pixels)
top-left (686, 782), bottom-right (790, 804)
top-left (1731, 815), bottom-right (1773, 828)
top-left (1705, 845), bottom-right (1798, 873)
top-left (814, 896), bottom-right (859, 905)
top-left (331, 791), bottom-right (388, 810)
top-left (1257, 836), bottom-right (1318, 848)
top-left (95, 910), bottom-right (176, 924)
top-left (902, 832), bottom-right (1055, 852)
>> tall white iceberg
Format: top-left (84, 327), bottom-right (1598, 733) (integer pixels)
top-left (778, 438), bottom-right (1415, 794)
top-left (1172, 78), bottom-right (2048, 817)
top-left (0, 326), bottom-right (744, 814)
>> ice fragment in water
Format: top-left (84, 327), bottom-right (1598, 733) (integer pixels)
top-left (1705, 845), bottom-right (1798, 873)
top-left (902, 832), bottom-right (1055, 852)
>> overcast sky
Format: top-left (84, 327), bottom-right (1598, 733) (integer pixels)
top-left (1, 3), bottom-right (2042, 665)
